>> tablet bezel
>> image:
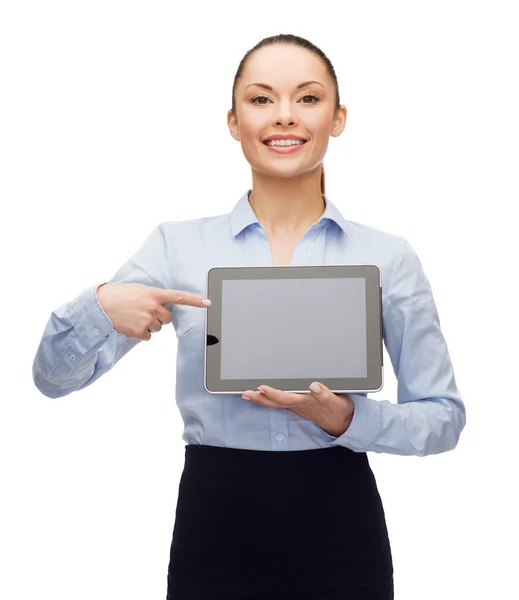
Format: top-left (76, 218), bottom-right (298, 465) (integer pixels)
top-left (204, 265), bottom-right (383, 394)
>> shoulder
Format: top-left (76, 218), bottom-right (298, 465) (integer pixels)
top-left (344, 218), bottom-right (409, 259)
top-left (159, 212), bottom-right (228, 236)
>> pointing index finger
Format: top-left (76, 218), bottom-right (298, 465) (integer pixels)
top-left (156, 288), bottom-right (211, 307)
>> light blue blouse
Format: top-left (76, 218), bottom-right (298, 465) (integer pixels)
top-left (33, 189), bottom-right (466, 456)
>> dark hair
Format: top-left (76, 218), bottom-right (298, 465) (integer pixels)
top-left (231, 34), bottom-right (341, 195)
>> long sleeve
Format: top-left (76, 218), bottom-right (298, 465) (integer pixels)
top-left (323, 237), bottom-right (466, 456)
top-left (32, 223), bottom-right (171, 399)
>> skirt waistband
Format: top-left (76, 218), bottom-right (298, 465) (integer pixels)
top-left (184, 442), bottom-right (367, 460)
top-left (182, 443), bottom-right (369, 479)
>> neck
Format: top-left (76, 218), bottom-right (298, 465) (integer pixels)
top-left (249, 168), bottom-right (325, 237)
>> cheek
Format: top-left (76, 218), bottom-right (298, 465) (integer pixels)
top-left (238, 118), bottom-right (268, 159)
top-left (239, 113), bottom-right (266, 142)
top-left (307, 113), bottom-right (333, 137)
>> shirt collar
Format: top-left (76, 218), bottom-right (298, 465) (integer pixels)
top-left (230, 189), bottom-right (349, 238)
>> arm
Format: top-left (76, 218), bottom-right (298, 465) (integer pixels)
top-left (323, 237), bottom-right (466, 456)
top-left (32, 223), bottom-right (171, 398)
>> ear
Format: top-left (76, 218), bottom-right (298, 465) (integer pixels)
top-left (330, 105), bottom-right (347, 138)
top-left (227, 109), bottom-right (241, 142)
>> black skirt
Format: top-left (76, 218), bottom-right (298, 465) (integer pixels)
top-left (167, 444), bottom-right (394, 599)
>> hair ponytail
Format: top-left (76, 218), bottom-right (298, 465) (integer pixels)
top-left (320, 162), bottom-right (326, 195)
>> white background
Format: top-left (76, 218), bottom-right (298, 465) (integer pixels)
top-left (1, 1), bottom-right (517, 598)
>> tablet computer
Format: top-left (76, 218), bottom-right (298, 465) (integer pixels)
top-left (204, 265), bottom-right (383, 395)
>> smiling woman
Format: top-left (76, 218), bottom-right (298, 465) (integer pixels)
top-left (164, 34), bottom-right (397, 600)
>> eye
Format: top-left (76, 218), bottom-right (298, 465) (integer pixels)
top-left (251, 95), bottom-right (270, 105)
top-left (250, 93), bottom-right (320, 105)
top-left (301, 94), bottom-right (320, 104)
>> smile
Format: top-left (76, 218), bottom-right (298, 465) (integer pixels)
top-left (262, 140), bottom-right (308, 154)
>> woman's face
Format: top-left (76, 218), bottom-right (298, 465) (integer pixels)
top-left (228, 44), bottom-right (346, 180)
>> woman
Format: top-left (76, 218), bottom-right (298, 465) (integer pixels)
top-left (33, 34), bottom-right (466, 599)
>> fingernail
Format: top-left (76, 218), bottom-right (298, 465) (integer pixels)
top-left (242, 395), bottom-right (251, 400)
top-left (310, 382), bottom-right (321, 393)
top-left (202, 298), bottom-right (212, 306)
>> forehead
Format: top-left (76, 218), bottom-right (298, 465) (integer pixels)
top-left (241, 44), bottom-right (328, 89)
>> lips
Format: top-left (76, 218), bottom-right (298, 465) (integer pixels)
top-left (262, 140), bottom-right (308, 154)
top-left (262, 134), bottom-right (308, 143)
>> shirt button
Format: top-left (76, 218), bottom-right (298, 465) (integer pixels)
top-left (68, 354), bottom-right (76, 361)
top-left (276, 433), bottom-right (284, 442)
top-left (92, 328), bottom-right (100, 337)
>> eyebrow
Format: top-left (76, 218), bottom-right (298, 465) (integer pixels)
top-left (244, 80), bottom-right (324, 91)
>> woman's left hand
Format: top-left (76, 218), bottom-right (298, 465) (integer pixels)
top-left (242, 382), bottom-right (355, 437)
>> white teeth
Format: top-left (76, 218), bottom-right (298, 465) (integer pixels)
top-left (265, 139), bottom-right (305, 146)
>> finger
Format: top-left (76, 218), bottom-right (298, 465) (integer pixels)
top-left (147, 317), bottom-right (163, 333)
top-left (155, 288), bottom-right (211, 308)
top-left (257, 385), bottom-right (306, 409)
top-left (309, 382), bottom-right (349, 410)
top-left (309, 381), bottom-right (326, 395)
top-left (156, 305), bottom-right (173, 325)
top-left (242, 389), bottom-right (285, 409)
top-left (309, 382), bottom-right (336, 405)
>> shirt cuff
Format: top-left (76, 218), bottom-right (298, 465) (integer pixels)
top-left (66, 283), bottom-right (115, 346)
top-left (322, 394), bottom-right (382, 451)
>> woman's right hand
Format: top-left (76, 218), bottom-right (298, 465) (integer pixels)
top-left (96, 282), bottom-right (211, 341)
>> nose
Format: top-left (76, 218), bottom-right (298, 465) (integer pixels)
top-left (274, 97), bottom-right (298, 126)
